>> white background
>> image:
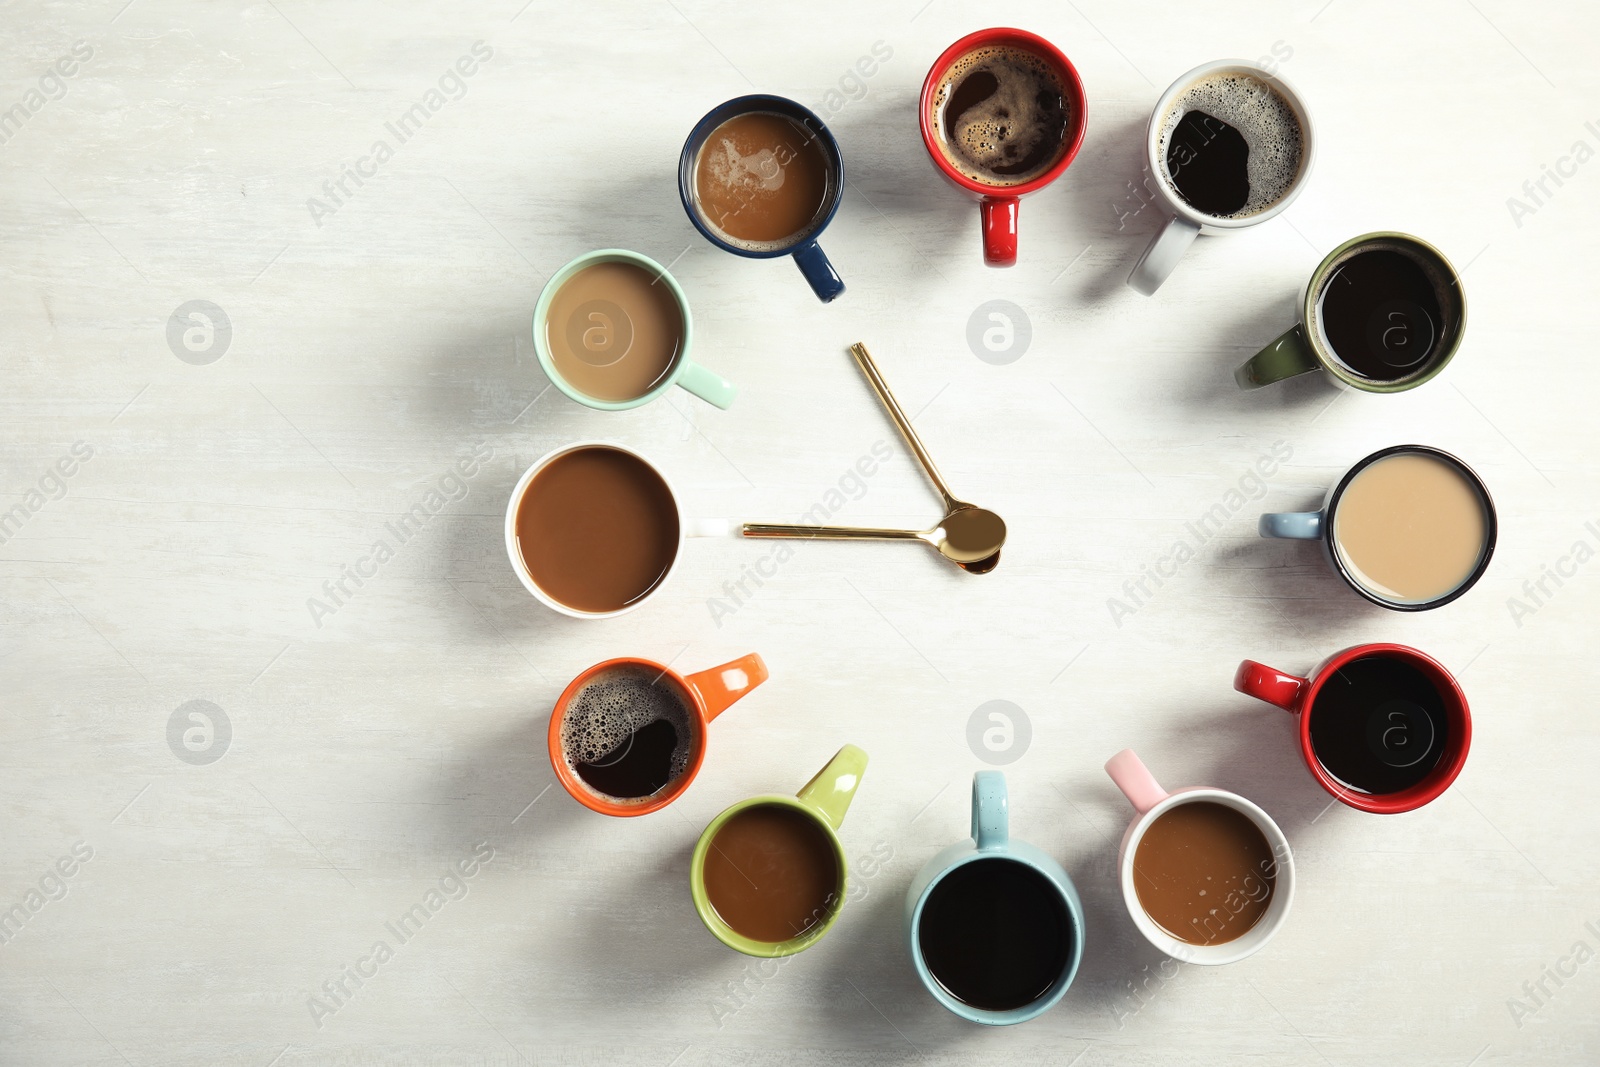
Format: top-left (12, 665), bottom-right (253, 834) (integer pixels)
top-left (2, 1), bottom-right (1596, 1064)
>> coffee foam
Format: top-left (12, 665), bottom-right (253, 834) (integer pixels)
top-left (559, 665), bottom-right (694, 801)
top-left (1157, 72), bottom-right (1303, 218)
top-left (932, 46), bottom-right (1067, 187)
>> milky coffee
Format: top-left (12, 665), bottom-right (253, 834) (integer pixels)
top-left (1332, 451), bottom-right (1490, 606)
top-left (693, 112), bottom-right (833, 251)
top-left (514, 445), bottom-right (679, 614)
top-left (544, 261), bottom-right (683, 403)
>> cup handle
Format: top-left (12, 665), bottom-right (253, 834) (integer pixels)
top-left (1235, 324), bottom-right (1320, 388)
top-left (676, 360), bottom-right (736, 409)
top-left (1233, 660), bottom-right (1308, 713)
top-left (683, 653), bottom-right (768, 722)
top-left (1105, 749), bottom-right (1168, 815)
top-left (1128, 214), bottom-right (1200, 295)
top-left (980, 198), bottom-right (1019, 267)
top-left (971, 770), bottom-right (1008, 850)
top-left (791, 240), bottom-right (845, 303)
top-left (685, 518), bottom-right (735, 538)
top-left (1258, 511), bottom-right (1322, 539)
top-left (796, 744), bottom-right (868, 830)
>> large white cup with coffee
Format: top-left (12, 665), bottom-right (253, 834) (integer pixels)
top-left (1127, 59), bottom-right (1316, 295)
top-left (504, 441), bottom-right (727, 619)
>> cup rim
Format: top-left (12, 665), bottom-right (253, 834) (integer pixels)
top-left (677, 94), bottom-right (845, 260)
top-left (1324, 444), bottom-right (1497, 611)
top-left (907, 846), bottom-right (1085, 1023)
top-left (502, 440), bottom-right (684, 619)
top-left (917, 27), bottom-right (1088, 199)
top-left (1117, 787), bottom-right (1295, 965)
top-left (1142, 58), bottom-right (1316, 231)
top-left (531, 248), bottom-right (694, 410)
top-left (546, 657), bottom-right (709, 817)
top-left (689, 794), bottom-right (849, 957)
top-left (1297, 643), bottom-right (1473, 814)
top-left (1300, 231), bottom-right (1468, 392)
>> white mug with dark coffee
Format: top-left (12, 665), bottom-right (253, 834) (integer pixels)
top-left (1127, 59), bottom-right (1316, 296)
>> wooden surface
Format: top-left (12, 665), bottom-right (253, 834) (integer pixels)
top-left (2, 1), bottom-right (1596, 1064)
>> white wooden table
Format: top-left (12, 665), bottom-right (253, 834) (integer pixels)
top-left (2, 1), bottom-right (1596, 1063)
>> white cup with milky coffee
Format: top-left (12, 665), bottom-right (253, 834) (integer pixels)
top-left (1259, 445), bottom-right (1497, 611)
top-left (1104, 749), bottom-right (1295, 965)
top-left (505, 441), bottom-right (728, 619)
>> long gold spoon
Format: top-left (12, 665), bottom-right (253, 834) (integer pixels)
top-left (742, 508), bottom-right (1005, 570)
top-left (741, 343), bottom-right (1006, 573)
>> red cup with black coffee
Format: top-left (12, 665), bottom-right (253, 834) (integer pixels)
top-left (919, 28), bottom-right (1088, 267)
top-left (1234, 643), bottom-right (1471, 814)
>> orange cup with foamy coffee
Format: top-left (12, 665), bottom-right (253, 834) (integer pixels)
top-left (1258, 444), bottom-right (1496, 610)
top-left (548, 653), bottom-right (768, 817)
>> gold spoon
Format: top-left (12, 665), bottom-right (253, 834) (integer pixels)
top-left (742, 507), bottom-right (1006, 568)
top-left (741, 343), bottom-right (1007, 573)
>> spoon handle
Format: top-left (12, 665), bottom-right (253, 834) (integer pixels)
top-left (847, 342), bottom-right (961, 513)
top-left (741, 522), bottom-right (923, 541)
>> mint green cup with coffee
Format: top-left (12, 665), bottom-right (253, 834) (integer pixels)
top-left (533, 248), bottom-right (735, 411)
top-left (1236, 232), bottom-right (1465, 392)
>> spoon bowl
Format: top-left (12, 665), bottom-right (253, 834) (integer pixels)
top-left (935, 506), bottom-right (1007, 563)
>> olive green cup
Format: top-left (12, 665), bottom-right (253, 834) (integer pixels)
top-left (1235, 232), bottom-right (1465, 392)
top-left (689, 744), bottom-right (868, 958)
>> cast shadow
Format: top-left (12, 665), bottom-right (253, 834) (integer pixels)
top-left (417, 706), bottom-right (589, 853)
top-left (1058, 111), bottom-right (1154, 307)
top-left (1182, 698), bottom-right (1338, 833)
top-left (1179, 293), bottom-right (1340, 415)
top-left (525, 834), bottom-right (733, 1014)
top-left (566, 168), bottom-right (699, 267)
top-left (1212, 525), bottom-right (1391, 645)
top-left (429, 448), bottom-right (571, 649)
top-left (407, 323), bottom-right (548, 431)
top-left (828, 90), bottom-right (973, 282)
top-left (1054, 845), bottom-right (1163, 1030)
top-left (813, 867), bottom-right (990, 1051)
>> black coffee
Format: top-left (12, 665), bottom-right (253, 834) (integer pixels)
top-left (1310, 654), bottom-right (1449, 795)
top-left (932, 45), bottom-right (1070, 187)
top-left (918, 858), bottom-right (1072, 1011)
top-left (1166, 110), bottom-right (1250, 216)
top-left (1317, 249), bottom-right (1445, 381)
top-left (1158, 72), bottom-right (1303, 218)
top-left (574, 718), bottom-right (678, 799)
top-left (559, 666), bottom-right (694, 801)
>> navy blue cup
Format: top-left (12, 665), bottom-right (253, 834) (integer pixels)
top-left (678, 94), bottom-right (845, 303)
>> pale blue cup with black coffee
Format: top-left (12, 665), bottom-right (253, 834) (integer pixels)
top-left (904, 771), bottom-right (1085, 1025)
